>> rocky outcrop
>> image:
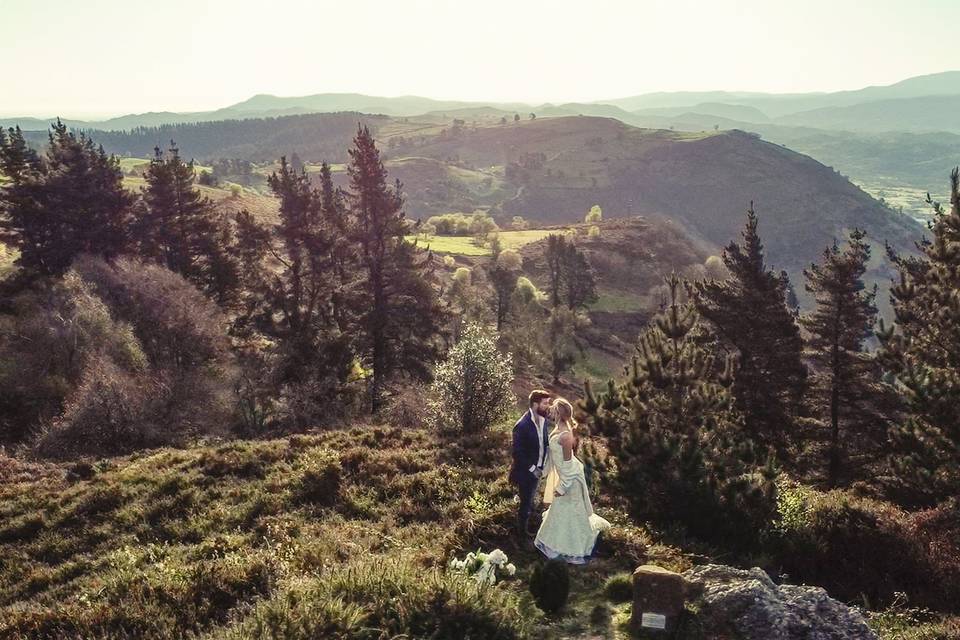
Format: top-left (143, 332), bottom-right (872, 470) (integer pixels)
top-left (682, 564), bottom-right (878, 640)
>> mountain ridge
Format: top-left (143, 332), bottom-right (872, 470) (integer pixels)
top-left (4, 70), bottom-right (958, 132)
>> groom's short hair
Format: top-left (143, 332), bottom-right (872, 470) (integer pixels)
top-left (529, 389), bottom-right (551, 406)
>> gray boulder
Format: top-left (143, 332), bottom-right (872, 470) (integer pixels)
top-left (682, 564), bottom-right (878, 640)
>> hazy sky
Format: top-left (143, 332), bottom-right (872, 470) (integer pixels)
top-left (2, 0), bottom-right (958, 118)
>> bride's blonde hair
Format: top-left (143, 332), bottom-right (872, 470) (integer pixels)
top-left (551, 397), bottom-right (577, 428)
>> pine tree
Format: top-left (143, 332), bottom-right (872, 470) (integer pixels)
top-left (877, 168), bottom-right (960, 505)
top-left (581, 273), bottom-right (777, 544)
top-left (233, 157), bottom-right (354, 424)
top-left (801, 229), bottom-right (883, 486)
top-left (544, 233), bottom-right (598, 310)
top-left (544, 305), bottom-right (589, 383)
top-left (0, 126), bottom-right (39, 185)
top-left (0, 127), bottom-right (40, 250)
top-left (561, 242), bottom-right (598, 310)
top-left (693, 203), bottom-right (807, 448)
top-left (489, 251), bottom-right (522, 331)
top-left (0, 120), bottom-right (134, 278)
top-left (135, 141), bottom-right (238, 303)
top-left (545, 234), bottom-right (565, 307)
top-left (317, 161), bottom-right (355, 332)
top-left (201, 213), bottom-right (243, 308)
top-left (345, 125), bottom-right (446, 412)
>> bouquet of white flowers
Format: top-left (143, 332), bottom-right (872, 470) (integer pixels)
top-left (448, 547), bottom-right (517, 585)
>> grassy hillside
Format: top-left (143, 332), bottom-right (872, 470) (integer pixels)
top-left (0, 423), bottom-right (682, 639)
top-left (121, 176), bottom-right (280, 224)
top-left (407, 116), bottom-right (919, 310)
top-left (517, 217), bottom-right (714, 381)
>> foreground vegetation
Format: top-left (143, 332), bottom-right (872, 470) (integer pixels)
top-left (0, 423), bottom-right (685, 639)
top-left (2, 421), bottom-right (958, 639)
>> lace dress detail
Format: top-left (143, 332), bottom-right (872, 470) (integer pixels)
top-left (534, 429), bottom-right (611, 564)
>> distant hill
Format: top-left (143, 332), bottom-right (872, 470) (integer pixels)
top-left (225, 93), bottom-right (533, 118)
top-left (619, 112), bottom-right (960, 215)
top-left (6, 70), bottom-right (958, 133)
top-left (633, 102), bottom-right (771, 123)
top-left (775, 95), bottom-right (960, 133)
top-left (400, 116), bottom-right (921, 310)
top-left (611, 70), bottom-right (960, 117)
top-left (21, 112), bottom-right (390, 162)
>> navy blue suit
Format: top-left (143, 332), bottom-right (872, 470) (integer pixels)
top-left (510, 410), bottom-right (550, 534)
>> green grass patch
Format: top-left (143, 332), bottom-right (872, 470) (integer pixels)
top-left (590, 289), bottom-right (645, 313)
top-left (0, 243), bottom-right (19, 279)
top-left (118, 157), bottom-right (150, 173)
top-left (407, 228), bottom-right (562, 256)
top-left (408, 234), bottom-right (490, 255)
top-left (120, 158), bottom-right (214, 177)
top-left (499, 229), bottom-right (557, 250)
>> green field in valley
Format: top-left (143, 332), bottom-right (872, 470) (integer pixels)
top-left (590, 288), bottom-right (647, 313)
top-left (0, 243), bottom-right (18, 278)
top-left (119, 157), bottom-right (214, 175)
top-left (406, 229), bottom-right (564, 256)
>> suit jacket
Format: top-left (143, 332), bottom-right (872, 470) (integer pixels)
top-left (509, 409), bottom-right (550, 485)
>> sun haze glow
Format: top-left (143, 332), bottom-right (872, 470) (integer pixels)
top-left (2, 0), bottom-right (958, 118)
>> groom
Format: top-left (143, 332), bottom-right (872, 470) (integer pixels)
top-left (510, 389), bottom-right (552, 539)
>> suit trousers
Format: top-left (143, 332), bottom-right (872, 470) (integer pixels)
top-left (516, 472), bottom-right (539, 534)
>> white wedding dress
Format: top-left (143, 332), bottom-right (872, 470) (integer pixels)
top-left (534, 428), bottom-right (611, 564)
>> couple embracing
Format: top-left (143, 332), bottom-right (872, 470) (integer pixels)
top-left (509, 390), bottom-right (611, 564)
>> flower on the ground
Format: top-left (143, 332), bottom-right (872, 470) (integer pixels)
top-left (448, 548), bottom-right (515, 584)
top-left (487, 549), bottom-right (508, 565)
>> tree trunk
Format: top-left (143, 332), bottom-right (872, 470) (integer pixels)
top-left (828, 340), bottom-right (841, 487)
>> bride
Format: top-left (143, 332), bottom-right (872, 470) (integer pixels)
top-left (535, 397), bottom-right (611, 564)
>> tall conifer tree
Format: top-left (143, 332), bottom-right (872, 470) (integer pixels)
top-left (582, 273), bottom-right (777, 543)
top-left (233, 157), bottom-right (354, 422)
top-left (543, 233), bottom-right (598, 310)
top-left (135, 141), bottom-right (238, 303)
top-left (345, 125), bottom-right (445, 412)
top-left (0, 120), bottom-right (134, 278)
top-left (693, 204), bottom-right (807, 447)
top-left (801, 229), bottom-right (882, 486)
top-left (878, 168), bottom-right (960, 504)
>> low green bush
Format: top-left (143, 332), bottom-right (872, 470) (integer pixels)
top-left (603, 572), bottom-right (634, 603)
top-left (427, 323), bottom-right (514, 434)
top-left (904, 500), bottom-right (960, 611)
top-left (772, 481), bottom-right (960, 612)
top-left (529, 558), bottom-right (570, 614)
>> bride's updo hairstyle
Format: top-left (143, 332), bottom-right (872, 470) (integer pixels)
top-left (552, 398), bottom-right (576, 427)
top-left (552, 397), bottom-right (580, 452)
